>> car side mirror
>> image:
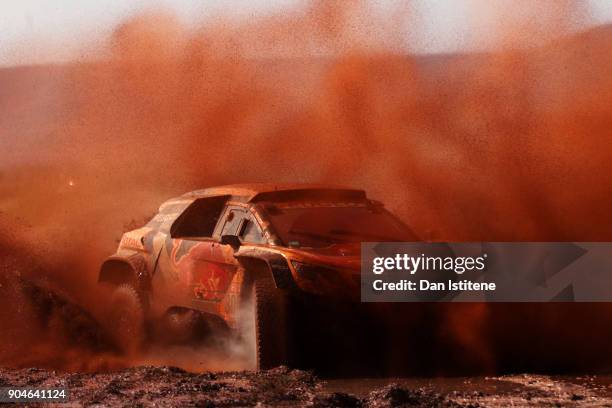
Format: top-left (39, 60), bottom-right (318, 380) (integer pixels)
top-left (221, 235), bottom-right (241, 251)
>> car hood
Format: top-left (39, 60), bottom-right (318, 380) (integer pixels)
top-left (280, 242), bottom-right (361, 271)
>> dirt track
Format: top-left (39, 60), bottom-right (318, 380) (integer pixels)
top-left (0, 366), bottom-right (611, 407)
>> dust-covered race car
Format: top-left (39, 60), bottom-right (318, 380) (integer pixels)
top-left (99, 184), bottom-right (415, 369)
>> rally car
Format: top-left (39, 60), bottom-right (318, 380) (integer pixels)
top-left (99, 184), bottom-right (415, 369)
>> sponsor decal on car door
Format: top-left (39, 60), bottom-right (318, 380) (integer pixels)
top-left (168, 239), bottom-right (236, 302)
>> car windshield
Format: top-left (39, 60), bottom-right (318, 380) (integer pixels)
top-left (262, 203), bottom-right (416, 248)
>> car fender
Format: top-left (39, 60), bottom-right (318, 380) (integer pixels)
top-left (99, 252), bottom-right (149, 289)
top-left (235, 249), bottom-right (297, 291)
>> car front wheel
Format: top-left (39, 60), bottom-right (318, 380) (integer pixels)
top-left (107, 283), bottom-right (145, 355)
top-left (252, 272), bottom-right (290, 370)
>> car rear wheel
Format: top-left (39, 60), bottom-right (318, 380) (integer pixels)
top-left (107, 284), bottom-right (145, 355)
top-left (252, 272), bottom-right (289, 370)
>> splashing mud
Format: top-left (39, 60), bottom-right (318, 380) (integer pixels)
top-left (1, 1), bottom-right (612, 373)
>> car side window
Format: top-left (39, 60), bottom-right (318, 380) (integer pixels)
top-left (219, 208), bottom-right (246, 236)
top-left (237, 215), bottom-right (265, 243)
top-left (170, 196), bottom-right (229, 238)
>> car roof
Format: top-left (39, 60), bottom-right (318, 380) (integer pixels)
top-left (180, 183), bottom-right (367, 203)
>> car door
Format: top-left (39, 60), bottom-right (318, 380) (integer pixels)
top-left (188, 205), bottom-right (246, 302)
top-left (190, 205), bottom-right (268, 302)
top-left (177, 204), bottom-right (245, 304)
top-left (152, 196), bottom-right (232, 311)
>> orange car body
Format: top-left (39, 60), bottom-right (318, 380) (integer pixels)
top-left (100, 184), bottom-right (414, 327)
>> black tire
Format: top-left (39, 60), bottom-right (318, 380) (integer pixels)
top-left (252, 272), bottom-right (289, 370)
top-left (107, 284), bottom-right (145, 355)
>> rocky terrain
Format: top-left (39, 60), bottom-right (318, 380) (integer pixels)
top-left (1, 366), bottom-right (611, 407)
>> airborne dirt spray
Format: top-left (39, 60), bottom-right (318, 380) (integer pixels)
top-left (1, 1), bottom-right (612, 373)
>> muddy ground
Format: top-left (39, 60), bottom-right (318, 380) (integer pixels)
top-left (0, 366), bottom-right (611, 407)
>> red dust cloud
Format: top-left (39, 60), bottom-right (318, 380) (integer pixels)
top-left (1, 1), bottom-right (612, 373)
